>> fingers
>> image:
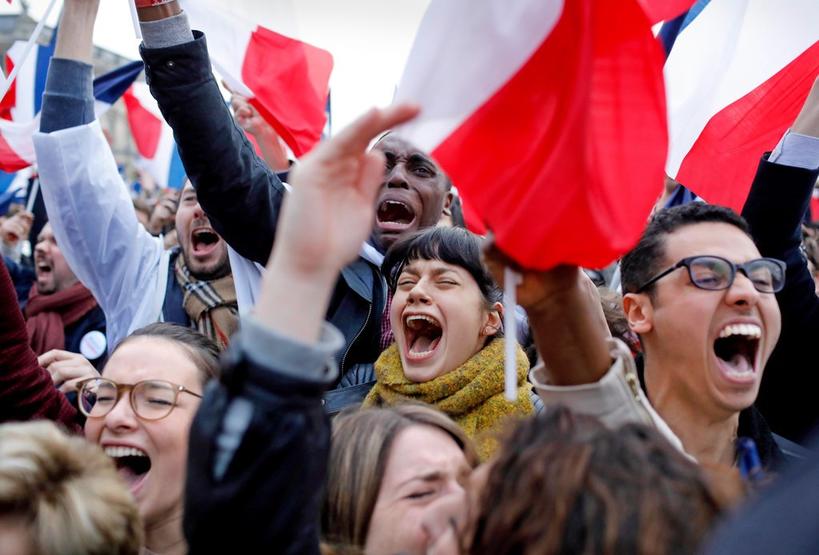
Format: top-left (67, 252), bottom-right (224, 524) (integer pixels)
top-left (38, 349), bottom-right (78, 369)
top-left (326, 103), bottom-right (420, 158)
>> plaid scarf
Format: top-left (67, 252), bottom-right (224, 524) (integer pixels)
top-left (174, 255), bottom-right (238, 350)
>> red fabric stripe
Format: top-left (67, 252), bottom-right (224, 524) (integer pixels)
top-left (811, 196), bottom-right (819, 223)
top-left (0, 131), bottom-right (29, 172)
top-left (637, 0), bottom-right (694, 25)
top-left (123, 87), bottom-right (163, 159)
top-left (432, 0), bottom-right (667, 269)
top-left (241, 26), bottom-right (333, 157)
top-left (677, 41), bottom-right (819, 212)
top-left (0, 54), bottom-right (17, 121)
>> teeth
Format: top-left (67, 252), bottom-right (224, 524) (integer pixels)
top-left (104, 446), bottom-right (148, 459)
top-left (405, 315), bottom-right (439, 329)
top-left (718, 323), bottom-right (762, 339)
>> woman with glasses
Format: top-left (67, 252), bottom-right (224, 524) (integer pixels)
top-left (0, 255), bottom-right (218, 555)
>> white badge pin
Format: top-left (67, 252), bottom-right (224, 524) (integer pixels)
top-left (79, 331), bottom-right (107, 361)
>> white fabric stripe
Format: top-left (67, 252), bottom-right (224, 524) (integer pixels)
top-left (130, 81), bottom-right (165, 120)
top-left (180, 0), bottom-right (254, 98)
top-left (136, 124), bottom-right (176, 188)
top-left (0, 116), bottom-right (38, 163)
top-left (393, 0), bottom-right (564, 152)
top-left (665, 0), bottom-right (819, 177)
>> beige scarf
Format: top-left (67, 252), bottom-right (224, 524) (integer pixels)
top-left (174, 255), bottom-right (238, 350)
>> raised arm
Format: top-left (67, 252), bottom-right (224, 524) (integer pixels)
top-left (137, 3), bottom-right (286, 265)
top-left (183, 104), bottom-right (417, 553)
top-left (33, 0), bottom-right (167, 350)
top-left (0, 260), bottom-right (80, 432)
top-left (741, 77), bottom-right (819, 441)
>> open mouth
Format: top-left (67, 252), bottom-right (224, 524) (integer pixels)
top-left (35, 260), bottom-right (52, 277)
top-left (376, 200), bottom-right (417, 232)
top-left (713, 323), bottom-right (761, 382)
top-left (190, 228), bottom-right (219, 256)
top-left (403, 314), bottom-right (443, 361)
top-left (105, 446), bottom-right (151, 492)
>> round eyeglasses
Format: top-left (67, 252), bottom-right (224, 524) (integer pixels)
top-left (635, 255), bottom-right (785, 294)
top-left (76, 378), bottom-right (203, 421)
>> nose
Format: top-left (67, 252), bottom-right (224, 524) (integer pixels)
top-left (724, 270), bottom-right (761, 308)
top-left (103, 393), bottom-right (138, 432)
top-left (407, 278), bottom-right (432, 304)
top-left (386, 163), bottom-right (410, 189)
top-left (192, 201), bottom-right (205, 220)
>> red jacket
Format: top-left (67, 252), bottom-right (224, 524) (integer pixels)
top-left (0, 260), bottom-right (80, 432)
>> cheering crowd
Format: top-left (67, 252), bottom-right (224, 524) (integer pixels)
top-left (1, 1), bottom-right (819, 554)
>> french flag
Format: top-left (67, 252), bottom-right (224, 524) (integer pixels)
top-left (394, 0), bottom-right (668, 270)
top-left (123, 82), bottom-right (186, 190)
top-left (0, 34), bottom-right (144, 173)
top-left (663, 0), bottom-right (819, 212)
top-left (179, 0), bottom-right (333, 157)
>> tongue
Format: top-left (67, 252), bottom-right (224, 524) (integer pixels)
top-left (117, 465), bottom-right (142, 485)
top-left (724, 353), bottom-right (753, 374)
top-left (411, 334), bottom-right (440, 354)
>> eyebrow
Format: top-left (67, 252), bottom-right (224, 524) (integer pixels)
top-left (400, 265), bottom-right (459, 279)
top-left (397, 471), bottom-right (444, 489)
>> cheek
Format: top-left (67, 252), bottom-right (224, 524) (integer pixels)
top-left (367, 503), bottom-right (426, 554)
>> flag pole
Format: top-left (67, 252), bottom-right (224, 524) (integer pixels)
top-left (503, 267), bottom-right (521, 401)
top-left (129, 0), bottom-right (143, 40)
top-left (0, 0), bottom-right (60, 102)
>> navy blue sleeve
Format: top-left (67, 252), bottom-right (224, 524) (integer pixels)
top-left (39, 58), bottom-right (95, 133)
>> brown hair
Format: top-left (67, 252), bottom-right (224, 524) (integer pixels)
top-left (322, 404), bottom-right (478, 549)
top-left (0, 421), bottom-right (143, 555)
top-left (115, 322), bottom-right (220, 386)
top-left (470, 406), bottom-right (734, 555)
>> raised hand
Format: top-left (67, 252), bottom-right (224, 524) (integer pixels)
top-left (1, 210), bottom-right (33, 247)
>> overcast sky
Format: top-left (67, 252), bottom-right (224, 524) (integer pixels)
top-left (2, 0), bottom-right (431, 130)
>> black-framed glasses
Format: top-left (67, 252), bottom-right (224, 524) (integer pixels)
top-left (76, 378), bottom-right (203, 421)
top-left (636, 255), bottom-right (785, 294)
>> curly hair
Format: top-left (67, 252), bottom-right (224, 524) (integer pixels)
top-left (470, 406), bottom-right (734, 555)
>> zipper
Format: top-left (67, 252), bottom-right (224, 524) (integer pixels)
top-left (340, 300), bottom-right (373, 375)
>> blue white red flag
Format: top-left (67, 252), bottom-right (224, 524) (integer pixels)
top-left (0, 33), bottom-right (143, 173)
top-left (663, 0), bottom-right (819, 211)
top-left (123, 82), bottom-right (186, 190)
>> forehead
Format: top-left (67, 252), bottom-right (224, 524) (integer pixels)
top-left (402, 258), bottom-right (467, 276)
top-left (381, 425), bottom-right (467, 486)
top-left (36, 223), bottom-right (53, 242)
top-left (662, 222), bottom-right (760, 265)
top-left (103, 337), bottom-right (200, 388)
top-left (375, 135), bottom-right (433, 162)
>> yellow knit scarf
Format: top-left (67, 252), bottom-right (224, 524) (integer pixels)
top-left (364, 337), bottom-right (534, 458)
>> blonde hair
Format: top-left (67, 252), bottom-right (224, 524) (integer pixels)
top-left (0, 421), bottom-right (143, 555)
top-left (322, 404), bottom-right (478, 549)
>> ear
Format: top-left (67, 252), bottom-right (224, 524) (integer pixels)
top-left (442, 191), bottom-right (454, 216)
top-left (481, 301), bottom-right (503, 337)
top-left (622, 293), bottom-right (654, 335)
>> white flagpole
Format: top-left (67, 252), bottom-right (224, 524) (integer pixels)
top-left (129, 0), bottom-right (143, 40)
top-left (503, 267), bottom-right (521, 401)
top-left (0, 0), bottom-right (61, 102)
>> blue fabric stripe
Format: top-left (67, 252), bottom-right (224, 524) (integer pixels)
top-left (0, 171), bottom-right (25, 215)
top-left (93, 61), bottom-right (144, 105)
top-left (167, 144), bottom-right (187, 190)
top-left (658, 0), bottom-right (712, 58)
top-left (32, 33), bottom-right (56, 115)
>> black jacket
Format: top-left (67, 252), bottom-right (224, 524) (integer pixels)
top-left (184, 335), bottom-right (331, 554)
top-left (741, 155), bottom-right (819, 442)
top-left (140, 34), bottom-right (385, 401)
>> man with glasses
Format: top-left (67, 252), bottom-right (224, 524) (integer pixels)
top-left (518, 202), bottom-right (798, 470)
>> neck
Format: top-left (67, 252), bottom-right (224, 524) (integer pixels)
top-left (144, 510), bottom-right (187, 555)
top-left (645, 360), bottom-right (739, 466)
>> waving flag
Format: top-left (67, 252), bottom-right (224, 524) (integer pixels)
top-left (123, 82), bottom-right (186, 190)
top-left (394, 0), bottom-right (668, 270)
top-left (0, 44), bottom-right (144, 173)
top-left (664, 0), bottom-right (819, 212)
top-left (180, 0), bottom-right (333, 157)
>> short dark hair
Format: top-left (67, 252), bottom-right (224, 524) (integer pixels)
top-left (620, 203), bottom-right (752, 295)
top-left (382, 226), bottom-right (501, 307)
top-left (470, 406), bottom-right (733, 555)
top-left (115, 323), bottom-right (220, 385)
